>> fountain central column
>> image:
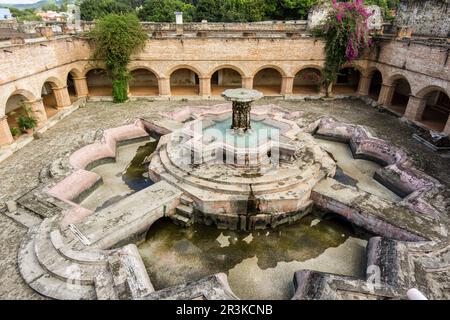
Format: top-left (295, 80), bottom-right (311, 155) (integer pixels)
top-left (232, 101), bottom-right (252, 131)
top-left (221, 88), bottom-right (264, 132)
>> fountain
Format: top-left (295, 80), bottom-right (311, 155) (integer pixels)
top-left (222, 88), bottom-right (263, 132)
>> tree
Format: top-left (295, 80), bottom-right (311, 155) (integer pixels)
top-left (89, 13), bottom-right (147, 102)
top-left (41, 0), bottom-right (60, 12)
top-left (80, 0), bottom-right (133, 21)
top-left (9, 8), bottom-right (42, 22)
top-left (138, 0), bottom-right (195, 22)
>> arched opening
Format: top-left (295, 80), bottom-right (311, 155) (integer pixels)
top-left (293, 68), bottom-right (322, 94)
top-left (67, 72), bottom-right (79, 102)
top-left (419, 91), bottom-right (450, 132)
top-left (41, 81), bottom-right (60, 119)
top-left (211, 68), bottom-right (242, 95)
top-left (5, 93), bottom-right (32, 137)
top-left (333, 67), bottom-right (361, 95)
top-left (388, 78), bottom-right (411, 115)
top-left (129, 69), bottom-right (159, 96)
top-left (170, 68), bottom-right (200, 96)
top-left (368, 70), bottom-right (382, 101)
top-left (86, 69), bottom-right (112, 96)
top-left (253, 68), bottom-right (282, 96)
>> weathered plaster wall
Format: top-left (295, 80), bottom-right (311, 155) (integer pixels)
top-left (395, 0), bottom-right (450, 37)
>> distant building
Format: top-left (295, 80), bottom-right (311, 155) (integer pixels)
top-left (0, 8), bottom-right (13, 20)
top-left (36, 11), bottom-right (66, 22)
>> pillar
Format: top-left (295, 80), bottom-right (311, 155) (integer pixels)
top-left (242, 77), bottom-right (253, 90)
top-left (444, 116), bottom-right (450, 135)
top-left (281, 76), bottom-right (294, 95)
top-left (404, 95), bottom-right (426, 121)
top-left (52, 86), bottom-right (72, 109)
top-left (26, 99), bottom-right (47, 127)
top-left (0, 116), bottom-right (14, 146)
top-left (158, 78), bottom-right (171, 96)
top-left (378, 84), bottom-right (395, 106)
top-left (199, 77), bottom-right (211, 97)
top-left (357, 75), bottom-right (371, 97)
top-left (73, 77), bottom-right (89, 97)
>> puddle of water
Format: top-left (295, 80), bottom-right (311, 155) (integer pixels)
top-left (315, 138), bottom-right (401, 202)
top-left (138, 214), bottom-right (368, 300)
top-left (80, 139), bottom-right (157, 211)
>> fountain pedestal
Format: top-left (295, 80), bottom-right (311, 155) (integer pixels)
top-left (231, 101), bottom-right (252, 131)
top-left (222, 88), bottom-right (263, 132)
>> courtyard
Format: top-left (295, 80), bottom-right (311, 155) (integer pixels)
top-left (0, 97), bottom-right (449, 300)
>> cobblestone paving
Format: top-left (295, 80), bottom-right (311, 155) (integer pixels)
top-left (0, 98), bottom-right (448, 299)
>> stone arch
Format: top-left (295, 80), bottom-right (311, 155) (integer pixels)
top-left (129, 68), bottom-right (159, 96)
top-left (293, 67), bottom-right (322, 95)
top-left (207, 65), bottom-right (246, 79)
top-left (170, 66), bottom-right (201, 96)
top-left (168, 65), bottom-right (204, 79)
top-left (333, 67), bottom-right (361, 95)
top-left (4, 89), bottom-right (39, 138)
top-left (253, 67), bottom-right (284, 96)
top-left (388, 76), bottom-right (411, 115)
top-left (367, 68), bottom-right (383, 100)
top-left (41, 77), bottom-right (69, 118)
top-left (85, 68), bottom-right (112, 96)
top-left (415, 85), bottom-right (450, 100)
top-left (416, 88), bottom-right (450, 132)
top-left (210, 66), bottom-right (243, 96)
top-left (129, 66), bottom-right (161, 80)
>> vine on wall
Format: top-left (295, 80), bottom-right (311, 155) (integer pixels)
top-left (89, 13), bottom-right (147, 103)
top-left (316, 0), bottom-right (373, 96)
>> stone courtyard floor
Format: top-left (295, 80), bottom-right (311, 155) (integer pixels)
top-left (0, 97), bottom-right (449, 300)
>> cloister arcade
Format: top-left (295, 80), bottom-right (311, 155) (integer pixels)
top-left (1, 61), bottom-right (450, 147)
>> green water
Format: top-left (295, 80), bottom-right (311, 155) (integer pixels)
top-left (138, 214), bottom-right (368, 300)
top-left (122, 140), bottom-right (158, 191)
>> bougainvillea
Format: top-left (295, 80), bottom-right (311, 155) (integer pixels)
top-left (318, 0), bottom-right (373, 96)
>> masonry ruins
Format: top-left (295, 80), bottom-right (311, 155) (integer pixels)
top-left (0, 0), bottom-right (449, 301)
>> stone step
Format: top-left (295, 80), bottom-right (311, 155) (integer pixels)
top-left (18, 226), bottom-right (96, 300)
top-left (33, 218), bottom-right (104, 285)
top-left (16, 193), bottom-right (60, 219)
top-left (166, 142), bottom-right (302, 187)
top-left (170, 213), bottom-right (194, 228)
top-left (176, 204), bottom-right (194, 219)
top-left (2, 205), bottom-right (42, 229)
top-left (180, 195), bottom-right (194, 206)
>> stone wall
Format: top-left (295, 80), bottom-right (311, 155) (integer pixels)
top-left (395, 0), bottom-right (450, 37)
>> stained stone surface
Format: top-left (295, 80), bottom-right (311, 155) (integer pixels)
top-left (1, 98), bottom-right (450, 300)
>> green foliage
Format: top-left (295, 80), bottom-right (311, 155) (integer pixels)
top-left (80, 0), bottom-right (134, 21)
top-left (364, 0), bottom-right (399, 19)
top-left (17, 106), bottom-right (37, 131)
top-left (10, 127), bottom-right (20, 137)
top-left (318, 1), bottom-right (373, 96)
top-left (138, 0), bottom-right (195, 22)
top-left (41, 0), bottom-right (60, 12)
top-left (89, 13), bottom-right (147, 103)
top-left (81, 0), bottom-right (323, 22)
top-left (9, 8), bottom-right (42, 22)
top-left (112, 78), bottom-right (129, 103)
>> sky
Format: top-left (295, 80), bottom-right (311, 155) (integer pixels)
top-left (0, 1), bottom-right (41, 4)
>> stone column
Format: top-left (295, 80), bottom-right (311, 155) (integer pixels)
top-left (52, 86), bottom-right (72, 109)
top-left (242, 77), bottom-right (253, 90)
top-left (158, 78), bottom-right (171, 96)
top-left (357, 75), bottom-right (371, 97)
top-left (443, 116), bottom-right (450, 135)
top-left (73, 76), bottom-right (89, 97)
top-left (0, 116), bottom-right (13, 146)
top-left (404, 95), bottom-right (426, 121)
top-left (199, 77), bottom-right (211, 97)
top-left (26, 99), bottom-right (48, 127)
top-left (378, 84), bottom-right (395, 106)
top-left (281, 77), bottom-right (294, 95)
